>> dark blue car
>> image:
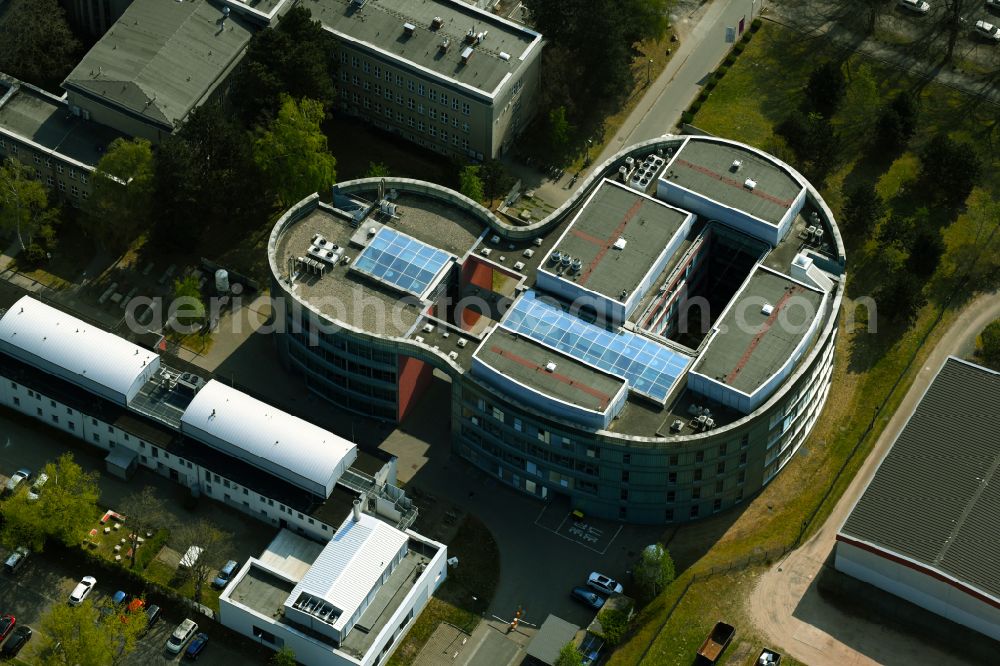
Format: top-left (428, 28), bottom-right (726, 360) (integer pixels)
top-left (571, 586), bottom-right (606, 610)
top-left (184, 632), bottom-right (209, 660)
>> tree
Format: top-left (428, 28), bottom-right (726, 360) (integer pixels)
top-left (232, 5), bottom-right (337, 126)
top-left (634, 543), bottom-right (675, 599)
top-left (875, 94), bottom-right (919, 152)
top-left (555, 642), bottom-right (583, 666)
top-left (121, 487), bottom-right (171, 569)
top-left (365, 162), bottom-right (391, 178)
top-left (153, 104), bottom-right (268, 250)
top-left (918, 135), bottom-right (982, 209)
top-left (458, 166), bottom-right (485, 203)
top-left (876, 269), bottom-right (926, 324)
top-left (595, 607), bottom-right (631, 645)
top-left (943, 0), bottom-right (963, 62)
top-left (174, 520), bottom-right (230, 603)
top-left (0, 0), bottom-right (81, 92)
top-left (479, 159), bottom-right (510, 207)
top-left (978, 319), bottom-right (1000, 368)
top-left (0, 453), bottom-right (100, 552)
top-left (254, 96), bottom-right (337, 207)
top-left (777, 112), bottom-right (838, 179)
top-left (271, 646), bottom-right (297, 666)
top-left (805, 62), bottom-right (846, 117)
top-left (85, 138), bottom-right (155, 251)
top-left (547, 106), bottom-right (573, 159)
top-left (0, 157), bottom-right (59, 250)
top-left (38, 598), bottom-right (146, 666)
top-left (855, 0), bottom-right (892, 33)
top-left (906, 229), bottom-right (944, 278)
top-left (171, 276), bottom-right (206, 332)
top-left (841, 182), bottom-right (885, 236)
top-left (840, 63), bottom-right (880, 133)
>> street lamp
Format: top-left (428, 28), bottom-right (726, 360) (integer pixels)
top-left (647, 59), bottom-right (653, 85)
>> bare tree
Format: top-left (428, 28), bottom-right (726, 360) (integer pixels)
top-left (943, 0), bottom-right (964, 62)
top-left (121, 487), bottom-right (171, 569)
top-left (174, 520), bottom-right (229, 603)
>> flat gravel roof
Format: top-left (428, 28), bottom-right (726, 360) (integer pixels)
top-left (693, 266), bottom-right (823, 395)
top-left (543, 180), bottom-right (691, 301)
top-left (663, 139), bottom-right (803, 225)
top-left (840, 358), bottom-right (1000, 600)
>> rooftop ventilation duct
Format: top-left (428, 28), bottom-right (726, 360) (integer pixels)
top-left (744, 178), bottom-right (757, 190)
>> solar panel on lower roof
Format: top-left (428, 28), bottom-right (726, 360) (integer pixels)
top-left (353, 227), bottom-right (451, 297)
top-left (501, 291), bottom-right (691, 402)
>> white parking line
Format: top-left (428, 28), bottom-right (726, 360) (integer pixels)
top-left (533, 505), bottom-right (624, 555)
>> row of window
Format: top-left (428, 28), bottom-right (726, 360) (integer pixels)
top-left (341, 53), bottom-right (472, 114)
top-left (0, 139), bottom-right (90, 184)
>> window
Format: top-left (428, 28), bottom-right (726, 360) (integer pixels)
top-left (621, 470), bottom-right (629, 483)
top-left (68, 422), bottom-right (75, 431)
top-left (441, 112), bottom-right (449, 125)
top-left (690, 505), bottom-right (700, 518)
top-left (214, 474), bottom-right (220, 483)
top-left (440, 93), bottom-right (449, 107)
top-left (46, 176), bottom-right (54, 187)
top-left (619, 506), bottom-right (628, 519)
top-left (12, 397), bottom-right (19, 406)
top-left (341, 51), bottom-right (348, 64)
top-left (740, 452), bottom-right (748, 465)
top-left (741, 433), bottom-right (750, 448)
top-left (374, 65), bottom-right (381, 78)
top-left (417, 104), bottom-right (424, 115)
top-left (51, 415), bottom-right (59, 424)
top-left (669, 454), bottom-right (678, 466)
top-left (452, 98), bottom-right (459, 110)
top-left (441, 131), bottom-right (449, 144)
top-left (665, 508), bottom-right (674, 521)
top-left (462, 122), bottom-right (469, 133)
top-left (623, 453), bottom-right (631, 465)
top-left (69, 168), bottom-right (77, 180)
top-left (407, 80), bottom-right (415, 92)
top-left (713, 498), bottom-right (722, 512)
top-left (417, 120), bottom-right (424, 132)
top-left (395, 93), bottom-right (403, 105)
top-left (205, 470), bottom-right (211, 481)
top-left (396, 111), bottom-right (404, 122)
top-left (363, 61), bottom-right (370, 73)
top-left (716, 479), bottom-right (724, 493)
top-left (50, 400), bottom-right (56, 408)
top-left (71, 185), bottom-right (79, 198)
top-left (462, 102), bottom-right (470, 114)
top-left (429, 108), bottom-right (437, 120)
top-left (717, 461), bottom-right (726, 474)
top-left (693, 469), bottom-right (702, 481)
top-left (351, 55), bottom-right (359, 68)
top-left (429, 126), bottom-right (437, 138)
top-left (666, 490), bottom-right (675, 502)
top-left (9, 382), bottom-right (15, 389)
top-left (513, 418), bottom-right (523, 432)
top-left (297, 513), bottom-right (304, 520)
top-left (738, 469), bottom-right (746, 483)
top-left (407, 98), bottom-right (415, 110)
top-left (396, 74), bottom-right (404, 87)
top-left (363, 97), bottom-right (371, 109)
top-left (462, 138), bottom-right (469, 150)
top-left (668, 471), bottom-right (677, 484)
top-left (92, 433), bottom-right (100, 443)
top-left (58, 181), bottom-right (66, 192)
top-left (34, 155), bottom-right (41, 165)
top-left (695, 450), bottom-right (704, 463)
top-left (108, 426), bottom-right (114, 433)
top-left (151, 448), bottom-right (158, 458)
top-left (37, 408), bottom-right (43, 417)
top-left (66, 407), bottom-right (72, 415)
top-left (243, 488), bottom-right (249, 495)
top-left (407, 117), bottom-right (415, 128)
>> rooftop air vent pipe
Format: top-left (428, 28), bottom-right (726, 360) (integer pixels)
top-left (352, 499), bottom-right (362, 522)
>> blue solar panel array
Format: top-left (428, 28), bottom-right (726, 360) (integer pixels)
top-left (353, 227), bottom-right (452, 297)
top-left (502, 291), bottom-right (691, 402)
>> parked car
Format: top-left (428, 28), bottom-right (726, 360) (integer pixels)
top-left (0, 614), bottom-right (15, 642)
top-left (587, 572), bottom-right (624, 596)
top-left (571, 586), bottom-right (606, 610)
top-left (974, 19), bottom-right (1000, 40)
top-left (26, 472), bottom-right (48, 501)
top-left (212, 560), bottom-right (239, 589)
top-left (112, 590), bottom-right (130, 606)
top-left (1, 625), bottom-right (31, 657)
top-left (144, 604), bottom-right (162, 632)
top-left (68, 576), bottom-right (96, 606)
top-left (898, 0), bottom-right (931, 12)
top-left (3, 547), bottom-right (30, 574)
top-left (184, 633), bottom-right (209, 660)
top-left (988, 0), bottom-right (1000, 11)
top-left (4, 469), bottom-right (30, 495)
top-left (166, 619), bottom-right (198, 655)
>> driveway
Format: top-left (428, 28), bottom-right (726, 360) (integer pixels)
top-left (747, 291), bottom-right (1000, 666)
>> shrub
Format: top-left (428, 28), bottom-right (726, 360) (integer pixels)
top-left (724, 54), bottom-right (736, 66)
top-left (681, 111), bottom-right (695, 125)
top-left (22, 243), bottom-right (48, 266)
top-left (716, 65), bottom-right (729, 79)
top-left (733, 42), bottom-right (746, 55)
top-left (136, 528), bottom-right (170, 571)
top-left (705, 79), bottom-right (717, 92)
top-left (751, 17), bottom-right (762, 31)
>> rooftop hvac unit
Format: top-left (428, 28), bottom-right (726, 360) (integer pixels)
top-left (490, 235), bottom-right (501, 244)
top-left (744, 178), bottom-right (757, 190)
top-left (367, 226), bottom-right (377, 237)
top-left (439, 38), bottom-right (450, 52)
top-left (480, 247), bottom-right (492, 256)
top-left (465, 28), bottom-right (477, 43)
top-left (670, 419), bottom-right (683, 433)
top-left (545, 361), bottom-right (557, 372)
top-left (625, 157), bottom-right (635, 167)
top-left (619, 166), bottom-right (629, 181)
top-left (431, 16), bottom-right (443, 29)
top-left (448, 351), bottom-right (459, 360)
top-left (402, 22), bottom-right (415, 36)
top-left (461, 46), bottom-right (474, 63)
top-left (533, 237), bottom-right (543, 247)
top-left (550, 250), bottom-right (562, 263)
top-left (499, 51), bottom-right (510, 61)
top-left (456, 338), bottom-right (468, 348)
top-left (414, 336), bottom-right (424, 343)
top-left (570, 258), bottom-right (582, 273)
top-left (805, 225), bottom-right (817, 237)
top-left (613, 237), bottom-right (627, 250)
top-left (514, 261), bottom-right (526, 271)
top-left (442, 330), bottom-right (450, 338)
top-left (761, 303), bottom-right (774, 316)
top-left (560, 254), bottom-right (571, 268)
top-left (522, 248), bottom-right (535, 258)
top-left (731, 159), bottom-right (742, 171)
top-left (422, 323), bottom-right (434, 333)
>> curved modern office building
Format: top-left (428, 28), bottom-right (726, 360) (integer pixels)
top-left (268, 135), bottom-right (846, 524)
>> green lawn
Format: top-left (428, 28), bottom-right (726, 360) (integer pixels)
top-left (611, 20), bottom-right (1000, 665)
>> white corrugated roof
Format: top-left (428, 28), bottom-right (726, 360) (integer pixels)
top-left (288, 512), bottom-right (408, 633)
top-left (0, 295), bottom-right (159, 404)
top-left (180, 380), bottom-right (356, 495)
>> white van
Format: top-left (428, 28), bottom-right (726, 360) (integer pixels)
top-left (165, 618), bottom-right (198, 654)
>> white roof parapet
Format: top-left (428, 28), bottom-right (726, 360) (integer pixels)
top-left (0, 295), bottom-right (160, 405)
top-left (180, 380), bottom-right (356, 497)
top-left (285, 512), bottom-right (409, 637)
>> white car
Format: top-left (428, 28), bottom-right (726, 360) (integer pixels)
top-left (68, 576), bottom-right (96, 605)
top-left (987, 0), bottom-right (1000, 10)
top-left (26, 473), bottom-right (48, 501)
top-left (587, 571), bottom-right (624, 595)
top-left (898, 0), bottom-right (931, 13)
top-left (165, 618), bottom-right (199, 655)
top-left (5, 469), bottom-right (31, 494)
top-left (974, 19), bottom-right (1000, 40)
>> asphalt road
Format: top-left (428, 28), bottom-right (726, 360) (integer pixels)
top-left (747, 291), bottom-right (1000, 666)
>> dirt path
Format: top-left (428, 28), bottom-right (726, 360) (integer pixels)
top-left (747, 291), bottom-right (1000, 666)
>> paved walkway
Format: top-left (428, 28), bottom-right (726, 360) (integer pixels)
top-left (747, 291), bottom-right (1000, 666)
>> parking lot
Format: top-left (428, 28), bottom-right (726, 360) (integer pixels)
top-left (0, 411), bottom-right (275, 664)
top-left (0, 545), bottom-right (271, 664)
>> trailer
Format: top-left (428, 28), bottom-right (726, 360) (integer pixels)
top-left (695, 621), bottom-right (735, 664)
